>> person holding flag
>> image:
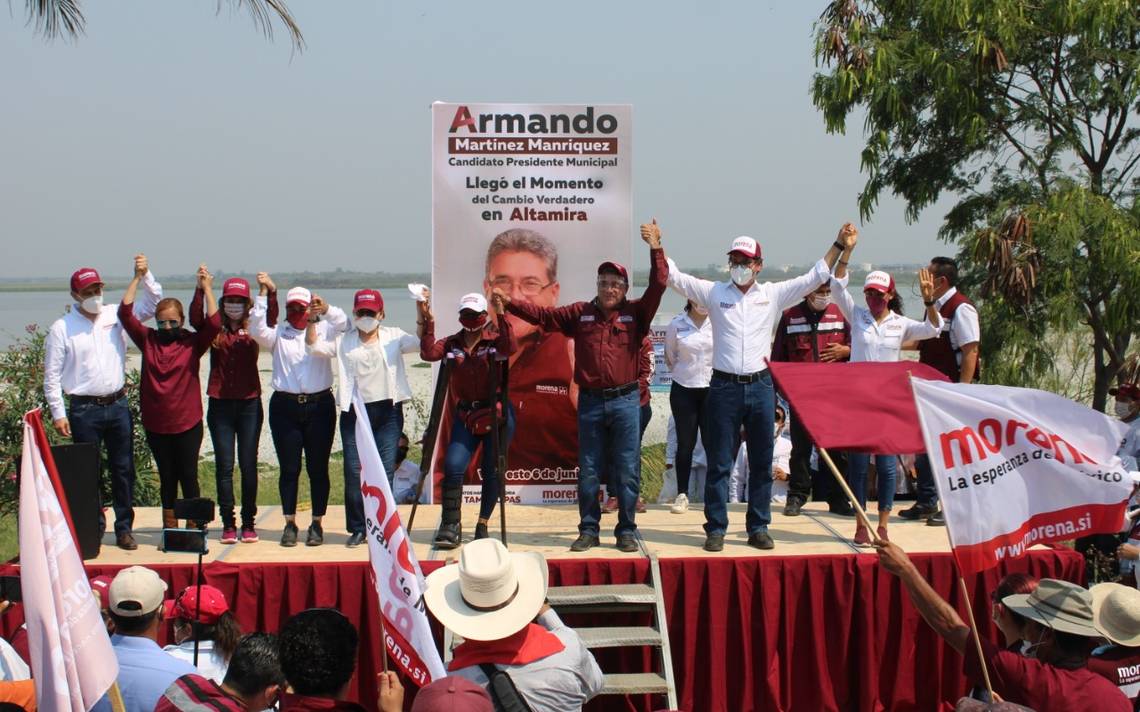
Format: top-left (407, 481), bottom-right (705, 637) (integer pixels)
top-left (418, 289), bottom-right (515, 549)
top-left (830, 258), bottom-right (942, 546)
top-left (661, 220), bottom-right (852, 552)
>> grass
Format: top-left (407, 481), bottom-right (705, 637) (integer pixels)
top-left (0, 442), bottom-right (665, 562)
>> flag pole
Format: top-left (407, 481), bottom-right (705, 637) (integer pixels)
top-left (817, 447), bottom-right (880, 542)
top-left (108, 681), bottom-right (126, 712)
top-left (957, 577), bottom-right (995, 696)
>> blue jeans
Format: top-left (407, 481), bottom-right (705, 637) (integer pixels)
top-left (443, 405), bottom-right (516, 520)
top-left (703, 373), bottom-right (776, 536)
top-left (341, 400), bottom-right (403, 535)
top-left (69, 396), bottom-right (135, 535)
top-left (269, 391), bottom-right (336, 518)
top-left (207, 397), bottom-right (263, 528)
top-left (914, 453), bottom-right (938, 508)
top-left (606, 401), bottom-right (651, 495)
top-left (578, 389), bottom-right (641, 538)
top-left (848, 453), bottom-right (898, 512)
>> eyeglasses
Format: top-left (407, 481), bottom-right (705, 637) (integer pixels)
top-left (596, 279), bottom-right (628, 291)
top-left (156, 320), bottom-right (180, 329)
top-left (490, 276), bottom-right (553, 297)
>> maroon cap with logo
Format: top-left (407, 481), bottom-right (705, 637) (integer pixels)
top-left (409, 676), bottom-right (492, 712)
top-left (222, 278), bottom-right (251, 300)
top-left (354, 289), bottom-right (384, 314)
top-left (70, 268), bottom-right (103, 293)
top-left (597, 261), bottom-right (629, 282)
top-left (164, 584), bottom-right (229, 625)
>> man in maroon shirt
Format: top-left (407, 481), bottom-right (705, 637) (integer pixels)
top-left (495, 229), bottom-right (665, 552)
top-left (771, 283), bottom-right (851, 516)
top-left (878, 541), bottom-right (1131, 711)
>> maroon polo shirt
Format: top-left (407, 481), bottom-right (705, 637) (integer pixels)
top-left (963, 632), bottom-right (1131, 712)
top-left (190, 288), bottom-right (278, 400)
top-left (420, 314), bottom-right (516, 403)
top-left (119, 303), bottom-right (221, 434)
top-left (772, 301), bottom-right (850, 363)
top-left (279, 693), bottom-right (369, 712)
top-left (506, 248), bottom-right (666, 390)
top-left (1088, 644), bottom-right (1140, 707)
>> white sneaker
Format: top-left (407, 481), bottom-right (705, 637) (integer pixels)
top-left (670, 493), bottom-right (689, 514)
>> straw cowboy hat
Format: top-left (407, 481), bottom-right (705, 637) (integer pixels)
top-left (1001, 578), bottom-right (1100, 637)
top-left (1091, 582), bottom-right (1140, 647)
top-left (423, 538), bottom-right (547, 641)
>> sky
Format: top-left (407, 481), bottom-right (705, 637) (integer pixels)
top-left (0, 0), bottom-right (957, 279)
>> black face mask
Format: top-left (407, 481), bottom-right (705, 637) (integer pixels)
top-left (156, 328), bottom-right (182, 344)
top-left (396, 446), bottom-right (409, 465)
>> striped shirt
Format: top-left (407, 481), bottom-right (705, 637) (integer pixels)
top-left (155, 674), bottom-right (243, 712)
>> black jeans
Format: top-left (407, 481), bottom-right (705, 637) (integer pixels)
top-left (669, 382), bottom-right (708, 496)
top-left (207, 397), bottom-right (263, 528)
top-left (269, 391), bottom-right (336, 517)
top-left (146, 422), bottom-right (204, 509)
top-left (69, 396), bottom-right (135, 535)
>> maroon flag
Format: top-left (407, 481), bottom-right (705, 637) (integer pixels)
top-left (768, 361), bottom-right (950, 454)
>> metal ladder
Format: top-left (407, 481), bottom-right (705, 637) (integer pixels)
top-left (443, 553), bottom-right (678, 709)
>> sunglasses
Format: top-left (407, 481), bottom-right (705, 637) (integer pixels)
top-left (156, 320), bottom-right (180, 329)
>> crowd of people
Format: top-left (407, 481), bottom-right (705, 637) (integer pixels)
top-left (41, 217), bottom-right (1140, 555)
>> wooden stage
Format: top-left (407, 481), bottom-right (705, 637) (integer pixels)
top-left (90, 500), bottom-right (959, 565)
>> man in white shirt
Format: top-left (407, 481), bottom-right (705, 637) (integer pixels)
top-left (903, 256), bottom-right (981, 527)
top-left (305, 288), bottom-right (418, 547)
top-left (249, 282), bottom-right (347, 547)
top-left (390, 433), bottom-right (426, 504)
top-left (654, 221), bottom-right (852, 551)
top-left (43, 256), bottom-right (163, 550)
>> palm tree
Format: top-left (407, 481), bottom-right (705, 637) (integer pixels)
top-left (22, 0), bottom-right (305, 51)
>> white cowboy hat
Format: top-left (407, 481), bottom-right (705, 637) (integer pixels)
top-left (1091, 582), bottom-right (1140, 647)
top-left (423, 538), bottom-right (547, 641)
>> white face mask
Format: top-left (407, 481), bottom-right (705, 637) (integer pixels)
top-left (692, 305), bottom-right (709, 316)
top-left (1115, 399), bottom-right (1137, 420)
top-left (729, 264), bottom-right (754, 286)
top-left (80, 294), bottom-right (103, 314)
top-left (774, 423), bottom-right (784, 438)
top-left (223, 303), bottom-right (247, 320)
top-left (354, 317), bottom-right (379, 333)
top-left (809, 294), bottom-right (832, 311)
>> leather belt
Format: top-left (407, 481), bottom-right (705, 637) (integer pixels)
top-left (580, 382), bottom-right (638, 399)
top-left (276, 389), bottom-right (332, 404)
top-left (70, 388), bottom-right (127, 406)
top-left (458, 400), bottom-right (492, 411)
top-left (712, 369), bottom-right (767, 384)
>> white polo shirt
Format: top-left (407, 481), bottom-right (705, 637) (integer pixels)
top-left (664, 312), bottom-right (713, 388)
top-left (43, 271), bottom-right (163, 420)
top-left (307, 325), bottom-right (419, 410)
top-left (666, 258), bottom-right (832, 375)
top-left (249, 296), bottom-right (347, 394)
top-left (831, 274), bottom-right (942, 362)
top-left (936, 287), bottom-right (981, 362)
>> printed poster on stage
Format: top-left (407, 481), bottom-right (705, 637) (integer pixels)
top-left (430, 101), bottom-right (633, 505)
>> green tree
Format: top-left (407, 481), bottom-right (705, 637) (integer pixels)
top-left (812, 0), bottom-right (1140, 409)
top-left (21, 0), bottom-right (304, 50)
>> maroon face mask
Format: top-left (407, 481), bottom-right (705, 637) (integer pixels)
top-left (864, 293), bottom-right (888, 316)
top-left (459, 312), bottom-right (488, 332)
top-left (286, 309), bottom-right (309, 330)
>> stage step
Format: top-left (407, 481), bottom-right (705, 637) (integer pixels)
top-left (602, 672), bottom-right (670, 695)
top-left (547, 583), bottom-right (656, 607)
top-left (577, 626), bottom-right (662, 648)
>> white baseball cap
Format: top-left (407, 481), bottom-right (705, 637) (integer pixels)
top-left (727, 236), bottom-right (761, 260)
top-left (286, 287), bottom-right (312, 306)
top-left (109, 565), bottom-right (168, 617)
top-left (863, 271), bottom-right (894, 294)
top-left (458, 293), bottom-right (488, 313)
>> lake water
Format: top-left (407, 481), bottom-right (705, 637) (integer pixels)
top-left (0, 274), bottom-right (921, 348)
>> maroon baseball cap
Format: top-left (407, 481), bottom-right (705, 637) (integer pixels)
top-left (70, 268), bottom-right (104, 293)
top-left (410, 676), bottom-right (492, 712)
top-left (1110, 383), bottom-right (1140, 399)
top-left (221, 278), bottom-right (251, 300)
top-left (597, 261), bottom-right (629, 282)
top-left (89, 575), bottom-right (114, 610)
top-left (354, 289), bottom-right (384, 314)
top-left (164, 584), bottom-right (229, 625)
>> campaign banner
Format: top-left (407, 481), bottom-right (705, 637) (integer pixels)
top-left (649, 325), bottom-right (671, 389)
top-left (431, 102), bottom-right (632, 504)
top-left (911, 379), bottom-right (1132, 574)
top-left (354, 390), bottom-right (446, 686)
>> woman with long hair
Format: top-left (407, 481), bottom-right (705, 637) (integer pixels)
top-left (663, 299), bottom-right (712, 514)
top-left (831, 255), bottom-right (942, 546)
top-left (189, 274), bottom-right (278, 544)
top-left (163, 584), bottom-right (244, 683)
top-left (119, 263), bottom-right (220, 536)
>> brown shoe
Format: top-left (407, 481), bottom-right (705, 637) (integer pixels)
top-left (602, 496), bottom-right (619, 514)
top-left (116, 532), bottom-right (138, 550)
top-left (635, 497), bottom-right (647, 514)
top-left (162, 508), bottom-right (177, 529)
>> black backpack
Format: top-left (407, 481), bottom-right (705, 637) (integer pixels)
top-left (478, 663), bottom-right (535, 712)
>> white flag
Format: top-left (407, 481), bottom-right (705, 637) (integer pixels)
top-left (912, 380), bottom-right (1132, 574)
top-left (353, 390), bottom-right (446, 686)
top-left (19, 411), bottom-right (118, 711)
